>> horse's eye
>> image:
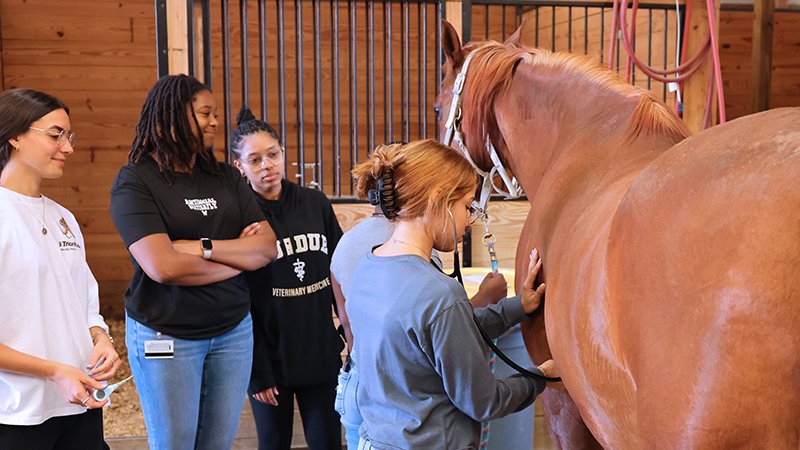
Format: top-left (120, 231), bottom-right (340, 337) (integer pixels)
top-left (433, 106), bottom-right (441, 118)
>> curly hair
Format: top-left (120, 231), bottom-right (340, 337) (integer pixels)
top-left (352, 139), bottom-right (478, 228)
top-left (129, 75), bottom-right (219, 183)
top-left (229, 106), bottom-right (281, 160)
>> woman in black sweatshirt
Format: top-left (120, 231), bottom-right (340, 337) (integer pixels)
top-left (231, 107), bottom-right (344, 450)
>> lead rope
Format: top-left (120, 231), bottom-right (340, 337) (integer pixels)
top-left (479, 216), bottom-right (498, 450)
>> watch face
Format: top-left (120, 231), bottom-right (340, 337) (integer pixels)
top-left (202, 239), bottom-right (213, 250)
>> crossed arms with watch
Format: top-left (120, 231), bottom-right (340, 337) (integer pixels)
top-left (128, 220), bottom-right (278, 286)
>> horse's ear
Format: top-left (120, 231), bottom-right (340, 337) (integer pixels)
top-left (442, 20), bottom-right (464, 67)
top-left (504, 17), bottom-right (526, 47)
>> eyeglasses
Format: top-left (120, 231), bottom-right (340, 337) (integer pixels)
top-left (241, 148), bottom-right (284, 169)
top-left (29, 127), bottom-right (77, 149)
top-left (467, 201), bottom-right (486, 226)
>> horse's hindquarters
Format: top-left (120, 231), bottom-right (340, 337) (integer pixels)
top-left (609, 108), bottom-right (800, 448)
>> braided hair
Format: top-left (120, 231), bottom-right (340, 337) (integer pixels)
top-left (0, 89), bottom-right (68, 176)
top-left (229, 106), bottom-right (281, 160)
top-left (129, 75), bottom-right (219, 183)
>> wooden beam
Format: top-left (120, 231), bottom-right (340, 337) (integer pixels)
top-left (193, 0), bottom-right (206, 84)
top-left (166, 0), bottom-right (189, 75)
top-left (446, 0), bottom-right (463, 40)
top-left (751, 0), bottom-right (774, 113)
top-left (683, 0), bottom-right (719, 133)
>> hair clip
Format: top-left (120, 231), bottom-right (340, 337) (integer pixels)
top-left (368, 168), bottom-right (398, 219)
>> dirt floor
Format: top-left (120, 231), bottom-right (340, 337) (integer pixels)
top-left (103, 319), bottom-right (146, 437)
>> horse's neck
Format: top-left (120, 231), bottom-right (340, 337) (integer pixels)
top-left (496, 70), bottom-right (680, 245)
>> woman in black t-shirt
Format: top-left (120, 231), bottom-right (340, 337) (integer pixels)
top-left (109, 76), bottom-right (278, 450)
top-left (230, 107), bottom-right (344, 450)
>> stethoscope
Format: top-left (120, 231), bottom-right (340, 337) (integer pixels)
top-left (445, 210), bottom-right (561, 384)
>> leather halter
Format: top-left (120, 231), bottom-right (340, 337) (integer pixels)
top-left (441, 48), bottom-right (524, 213)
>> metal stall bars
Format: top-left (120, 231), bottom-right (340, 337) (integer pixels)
top-left (156, 0), bottom-right (446, 198)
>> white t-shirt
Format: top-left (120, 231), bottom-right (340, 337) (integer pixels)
top-left (0, 186), bottom-right (108, 425)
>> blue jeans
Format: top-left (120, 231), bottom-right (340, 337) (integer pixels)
top-left (334, 357), bottom-right (361, 450)
top-left (126, 314), bottom-right (253, 450)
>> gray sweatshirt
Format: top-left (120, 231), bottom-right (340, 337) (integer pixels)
top-left (347, 251), bottom-right (545, 449)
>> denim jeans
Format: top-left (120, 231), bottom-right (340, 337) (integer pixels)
top-left (126, 314), bottom-right (253, 450)
top-left (334, 357), bottom-right (361, 450)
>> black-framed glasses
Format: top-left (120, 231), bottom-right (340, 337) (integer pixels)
top-left (29, 127), bottom-right (77, 149)
top-left (241, 147), bottom-right (284, 169)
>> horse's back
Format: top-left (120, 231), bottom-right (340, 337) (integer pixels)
top-left (609, 107), bottom-right (800, 448)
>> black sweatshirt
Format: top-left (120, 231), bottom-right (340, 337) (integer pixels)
top-left (246, 179), bottom-right (344, 393)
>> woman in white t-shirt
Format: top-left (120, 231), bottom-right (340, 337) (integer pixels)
top-left (0, 88), bottom-right (120, 449)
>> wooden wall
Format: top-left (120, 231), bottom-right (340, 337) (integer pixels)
top-left (0, 0), bottom-right (797, 317)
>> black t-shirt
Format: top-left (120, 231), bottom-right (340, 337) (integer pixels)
top-left (109, 156), bottom-right (265, 339)
top-left (247, 179), bottom-right (344, 391)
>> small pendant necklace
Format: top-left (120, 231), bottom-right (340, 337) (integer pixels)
top-left (8, 191), bottom-right (48, 235)
top-left (391, 238), bottom-right (429, 257)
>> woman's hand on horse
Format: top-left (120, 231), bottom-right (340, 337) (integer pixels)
top-left (470, 272), bottom-right (508, 308)
top-left (521, 248), bottom-right (545, 314)
top-left (538, 359), bottom-right (559, 380)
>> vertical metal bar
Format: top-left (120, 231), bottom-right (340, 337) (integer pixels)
top-left (584, 6), bottom-right (588, 54)
top-left (422, 0), bottom-right (428, 138)
top-left (647, 8), bottom-right (652, 90)
top-left (551, 6), bottom-right (556, 51)
top-left (241, 0), bottom-right (250, 107)
top-left (368, 0), bottom-right (375, 152)
top-left (535, 7), bottom-right (539, 47)
top-left (259, 0), bottom-right (269, 121)
top-left (485, 4), bottom-right (489, 40)
top-left (615, 12), bottom-right (620, 73)
top-left (278, 0), bottom-right (287, 152)
top-left (332, 0), bottom-right (340, 196)
top-left (403, 0), bottom-right (409, 142)
top-left (295, 0), bottom-right (305, 186)
top-left (385, 0), bottom-right (393, 143)
top-left (599, 6), bottom-right (604, 63)
top-left (349, 0), bottom-right (357, 193)
top-left (662, 9), bottom-right (668, 101)
top-left (155, 0), bottom-right (168, 78)
top-left (418, 0), bottom-right (423, 139)
top-left (568, 6), bottom-right (573, 52)
top-left (314, 0), bottom-right (322, 189)
top-left (461, 0), bottom-right (472, 43)
top-left (435, 0), bottom-right (442, 142)
top-left (222, 0), bottom-right (232, 161)
top-left (631, 5), bottom-right (636, 85)
top-left (186, 0), bottom-right (195, 76)
top-left (202, 0), bottom-right (212, 89)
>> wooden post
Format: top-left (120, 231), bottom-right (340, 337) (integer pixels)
top-left (192, 0), bottom-right (206, 84)
top-left (446, 0), bottom-right (463, 40)
top-left (683, 0), bottom-right (719, 133)
top-left (166, 0), bottom-right (190, 75)
top-left (751, 0), bottom-right (774, 113)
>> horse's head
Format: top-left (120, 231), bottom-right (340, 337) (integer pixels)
top-left (435, 21), bottom-right (525, 173)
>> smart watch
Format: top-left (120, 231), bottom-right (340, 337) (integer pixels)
top-left (200, 238), bottom-right (213, 260)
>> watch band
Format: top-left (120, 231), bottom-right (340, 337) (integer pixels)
top-left (200, 238), bottom-right (213, 260)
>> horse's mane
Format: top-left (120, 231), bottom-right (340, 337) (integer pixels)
top-left (459, 42), bottom-right (690, 167)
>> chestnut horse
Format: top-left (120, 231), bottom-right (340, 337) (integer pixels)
top-left (436, 22), bottom-right (800, 449)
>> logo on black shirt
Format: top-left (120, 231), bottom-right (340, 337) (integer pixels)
top-left (184, 198), bottom-right (218, 216)
top-left (293, 258), bottom-right (306, 281)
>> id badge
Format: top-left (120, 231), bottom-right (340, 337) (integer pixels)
top-left (144, 333), bottom-right (174, 359)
